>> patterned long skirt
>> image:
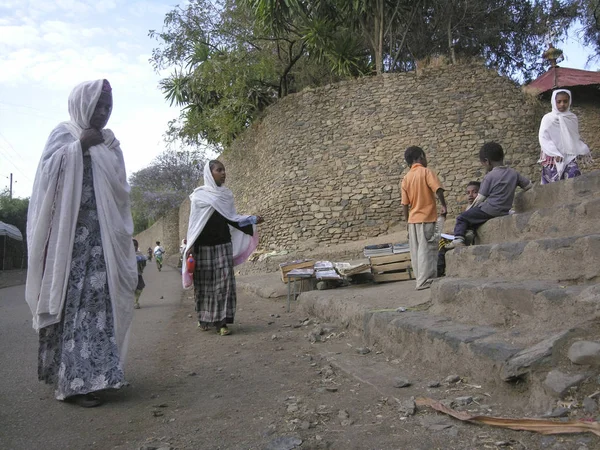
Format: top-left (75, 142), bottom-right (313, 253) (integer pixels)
top-left (193, 243), bottom-right (237, 328)
top-left (38, 155), bottom-right (125, 400)
top-left (541, 160), bottom-right (581, 185)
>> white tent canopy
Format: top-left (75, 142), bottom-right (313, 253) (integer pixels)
top-left (0, 221), bottom-right (23, 241)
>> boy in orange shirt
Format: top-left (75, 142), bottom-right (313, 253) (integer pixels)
top-left (401, 146), bottom-right (447, 290)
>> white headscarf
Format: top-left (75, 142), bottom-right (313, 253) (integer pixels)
top-left (26, 80), bottom-right (137, 363)
top-left (538, 89), bottom-right (590, 178)
top-left (182, 162), bottom-right (258, 288)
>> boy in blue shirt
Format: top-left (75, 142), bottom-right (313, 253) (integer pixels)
top-left (446, 142), bottom-right (533, 249)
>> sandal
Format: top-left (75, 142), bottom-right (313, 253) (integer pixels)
top-left (197, 321), bottom-right (210, 331)
top-left (68, 393), bottom-right (102, 408)
top-left (218, 327), bottom-right (231, 336)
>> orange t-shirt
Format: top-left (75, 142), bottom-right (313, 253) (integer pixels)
top-left (401, 163), bottom-right (443, 223)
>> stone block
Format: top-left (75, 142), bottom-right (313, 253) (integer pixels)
top-left (500, 331), bottom-right (571, 381)
top-left (568, 341), bottom-right (600, 366)
top-left (543, 370), bottom-right (588, 398)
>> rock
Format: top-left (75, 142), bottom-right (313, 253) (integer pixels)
top-left (262, 424), bottom-right (277, 437)
top-left (340, 419), bottom-right (354, 426)
top-left (265, 436), bottom-right (303, 450)
top-left (188, 372), bottom-right (197, 377)
top-left (453, 396), bottom-right (473, 407)
top-left (544, 370), bottom-right (588, 397)
top-left (427, 381), bottom-right (441, 388)
top-left (568, 341), bottom-right (600, 366)
top-left (444, 375), bottom-right (461, 384)
top-left (427, 423), bottom-right (452, 431)
top-left (393, 377), bottom-right (412, 388)
top-left (356, 347), bottom-right (371, 355)
top-left (325, 387), bottom-right (338, 392)
top-left (542, 407), bottom-right (570, 418)
top-left (287, 404), bottom-right (299, 413)
top-left (338, 409), bottom-right (350, 419)
top-left (300, 421), bottom-right (311, 430)
top-left (501, 331), bottom-right (570, 381)
top-left (397, 397), bottom-right (416, 417)
top-left (316, 405), bottom-right (332, 415)
top-left (583, 397), bottom-right (598, 414)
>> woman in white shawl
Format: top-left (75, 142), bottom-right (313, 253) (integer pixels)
top-left (538, 89), bottom-right (591, 184)
top-left (183, 160), bottom-right (262, 336)
top-left (26, 80), bottom-right (138, 407)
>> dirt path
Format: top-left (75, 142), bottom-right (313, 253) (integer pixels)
top-left (2, 263), bottom-right (598, 449)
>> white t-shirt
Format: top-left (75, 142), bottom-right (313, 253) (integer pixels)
top-left (154, 246), bottom-right (164, 256)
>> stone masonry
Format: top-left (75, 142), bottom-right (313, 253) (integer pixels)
top-left (139, 63), bottom-right (600, 252)
top-left (219, 62), bottom-right (599, 250)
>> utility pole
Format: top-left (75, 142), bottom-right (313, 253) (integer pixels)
top-left (8, 173), bottom-right (13, 199)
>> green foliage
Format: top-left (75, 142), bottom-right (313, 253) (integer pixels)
top-left (150, 0), bottom-right (362, 149)
top-left (0, 189), bottom-right (29, 238)
top-left (150, 0), bottom-right (579, 148)
top-left (572, 0), bottom-right (600, 61)
top-left (129, 148), bottom-right (206, 234)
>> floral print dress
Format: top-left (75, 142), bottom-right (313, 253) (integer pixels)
top-left (38, 155), bottom-right (125, 400)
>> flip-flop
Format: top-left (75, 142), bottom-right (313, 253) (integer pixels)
top-left (197, 322), bottom-right (210, 331)
top-left (218, 327), bottom-right (231, 336)
top-left (68, 393), bottom-right (102, 408)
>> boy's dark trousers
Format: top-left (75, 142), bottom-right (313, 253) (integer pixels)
top-left (454, 206), bottom-right (494, 238)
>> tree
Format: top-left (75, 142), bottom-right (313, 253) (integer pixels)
top-left (0, 189), bottom-right (29, 237)
top-left (573, 0), bottom-right (600, 61)
top-left (151, 0), bottom-right (578, 148)
top-left (129, 148), bottom-right (206, 233)
top-left (150, 0), bottom-right (363, 148)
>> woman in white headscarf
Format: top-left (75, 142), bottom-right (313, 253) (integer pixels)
top-left (538, 89), bottom-right (591, 184)
top-left (26, 79), bottom-right (138, 407)
top-left (183, 160), bottom-right (262, 336)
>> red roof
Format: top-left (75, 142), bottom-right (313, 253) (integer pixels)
top-left (524, 67), bottom-right (600, 93)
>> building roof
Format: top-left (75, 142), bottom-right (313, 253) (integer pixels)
top-left (524, 67), bottom-right (600, 94)
top-left (0, 221), bottom-right (23, 241)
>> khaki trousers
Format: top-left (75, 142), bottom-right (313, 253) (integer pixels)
top-left (408, 222), bottom-right (438, 289)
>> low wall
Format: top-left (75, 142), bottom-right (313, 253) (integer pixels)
top-left (134, 210), bottom-right (180, 258)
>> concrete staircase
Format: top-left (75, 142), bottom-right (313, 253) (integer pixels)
top-left (424, 170), bottom-right (600, 408)
top-left (298, 170), bottom-right (600, 412)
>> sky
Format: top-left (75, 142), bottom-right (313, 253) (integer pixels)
top-left (0, 1), bottom-right (599, 199)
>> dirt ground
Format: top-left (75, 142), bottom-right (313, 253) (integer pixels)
top-left (2, 261), bottom-right (599, 450)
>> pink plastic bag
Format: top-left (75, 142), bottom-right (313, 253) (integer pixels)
top-left (182, 269), bottom-right (194, 290)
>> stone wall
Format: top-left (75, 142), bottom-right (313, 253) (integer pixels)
top-left (573, 104), bottom-right (600, 173)
top-left (147, 63), bottom-right (600, 252)
top-left (221, 63), bottom-right (552, 250)
top-left (134, 210), bottom-right (180, 257)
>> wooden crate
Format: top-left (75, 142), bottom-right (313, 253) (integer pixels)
top-left (279, 259), bottom-right (315, 283)
top-left (369, 252), bottom-right (413, 283)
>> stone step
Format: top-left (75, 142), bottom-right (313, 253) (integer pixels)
top-left (299, 288), bottom-right (599, 410)
top-left (430, 278), bottom-right (600, 330)
top-left (361, 310), bottom-right (590, 409)
top-left (476, 198), bottom-right (600, 244)
top-left (514, 170), bottom-right (600, 213)
top-left (445, 234), bottom-right (600, 284)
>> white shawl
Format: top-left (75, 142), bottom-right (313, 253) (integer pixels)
top-left (26, 80), bottom-right (137, 363)
top-left (538, 89), bottom-right (590, 178)
top-left (183, 163), bottom-right (258, 288)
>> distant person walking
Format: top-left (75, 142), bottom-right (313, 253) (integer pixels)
top-left (26, 79), bottom-right (137, 407)
top-left (133, 239), bottom-right (146, 309)
top-left (184, 160), bottom-right (262, 335)
top-left (154, 241), bottom-right (165, 271)
top-left (538, 89), bottom-right (591, 184)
